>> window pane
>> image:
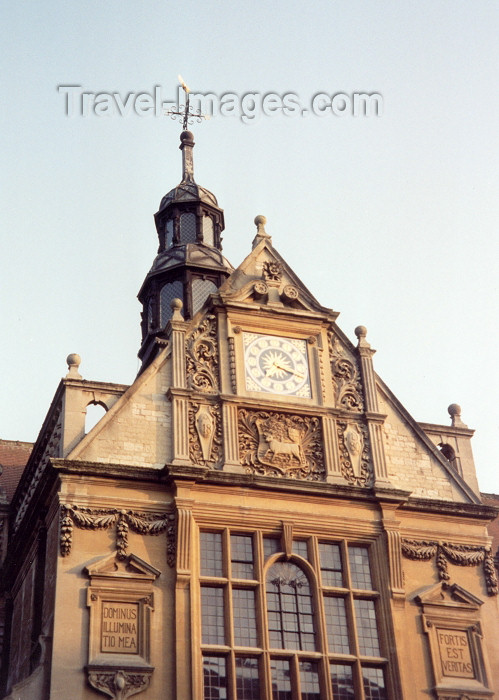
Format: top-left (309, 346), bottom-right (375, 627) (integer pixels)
top-left (348, 546), bottom-right (373, 590)
top-left (319, 543), bottom-right (343, 587)
top-left (235, 657), bottom-right (260, 700)
top-left (292, 540), bottom-right (309, 559)
top-left (264, 537), bottom-right (281, 560)
top-left (299, 660), bottom-right (321, 700)
top-left (354, 600), bottom-right (381, 656)
top-left (362, 667), bottom-right (387, 700)
top-left (180, 212), bottom-right (197, 242)
top-left (266, 562), bottom-right (316, 651)
top-left (203, 656), bottom-right (227, 699)
top-left (201, 533), bottom-right (223, 577)
top-left (233, 589), bottom-right (258, 646)
top-left (160, 280), bottom-right (184, 327)
top-left (330, 664), bottom-right (355, 700)
top-left (202, 587), bottom-right (225, 645)
top-left (231, 535), bottom-right (254, 579)
top-left (324, 596), bottom-right (350, 653)
top-left (270, 658), bottom-right (292, 700)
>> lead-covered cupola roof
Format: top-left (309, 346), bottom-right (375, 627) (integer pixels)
top-left (157, 130), bottom-right (219, 211)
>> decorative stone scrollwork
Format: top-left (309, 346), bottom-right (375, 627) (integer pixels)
top-left (188, 402), bottom-right (222, 466)
top-left (87, 669), bottom-right (151, 699)
top-left (281, 284), bottom-right (298, 301)
top-left (228, 336), bottom-right (237, 393)
top-left (337, 420), bottom-right (371, 486)
top-left (166, 513), bottom-right (176, 568)
top-left (328, 331), bottom-right (364, 412)
top-left (401, 539), bottom-right (498, 596)
top-left (185, 314), bottom-right (219, 393)
top-left (60, 505), bottom-right (171, 560)
top-left (262, 261), bottom-right (282, 282)
top-left (238, 409), bottom-right (324, 480)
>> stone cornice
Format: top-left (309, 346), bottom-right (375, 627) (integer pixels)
top-left (401, 496), bottom-right (499, 521)
top-left (417, 421), bottom-right (475, 438)
top-left (51, 458), bottom-right (166, 483)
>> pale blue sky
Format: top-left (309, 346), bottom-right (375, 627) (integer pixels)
top-left (1, 1), bottom-right (498, 492)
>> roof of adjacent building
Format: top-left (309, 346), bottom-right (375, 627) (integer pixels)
top-left (0, 439), bottom-right (33, 503)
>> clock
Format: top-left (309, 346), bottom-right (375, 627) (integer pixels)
top-left (243, 333), bottom-right (311, 397)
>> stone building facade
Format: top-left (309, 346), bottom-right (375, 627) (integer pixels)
top-left (0, 131), bottom-right (497, 700)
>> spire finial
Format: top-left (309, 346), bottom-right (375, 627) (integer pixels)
top-left (252, 215), bottom-right (272, 248)
top-left (166, 75), bottom-right (208, 130)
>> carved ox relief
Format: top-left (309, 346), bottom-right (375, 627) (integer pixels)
top-left (238, 409), bottom-right (324, 480)
top-left (189, 402), bottom-right (222, 466)
top-left (337, 420), bottom-right (371, 487)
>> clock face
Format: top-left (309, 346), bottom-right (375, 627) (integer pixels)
top-left (243, 333), bottom-right (311, 397)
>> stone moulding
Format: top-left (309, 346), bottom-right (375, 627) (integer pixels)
top-left (14, 403), bottom-right (62, 532)
top-left (238, 409), bottom-right (325, 481)
top-left (327, 331), bottom-right (364, 412)
top-left (87, 668), bottom-right (152, 700)
top-left (60, 505), bottom-right (174, 562)
top-left (401, 538), bottom-right (498, 596)
top-left (185, 313), bottom-right (219, 393)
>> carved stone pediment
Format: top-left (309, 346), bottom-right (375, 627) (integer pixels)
top-left (85, 552), bottom-right (161, 582)
top-left (415, 582), bottom-right (483, 610)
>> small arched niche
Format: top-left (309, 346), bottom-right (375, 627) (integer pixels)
top-left (438, 442), bottom-right (456, 463)
top-left (85, 401), bottom-right (107, 434)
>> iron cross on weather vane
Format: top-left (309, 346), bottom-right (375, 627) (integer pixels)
top-left (167, 75), bottom-right (208, 130)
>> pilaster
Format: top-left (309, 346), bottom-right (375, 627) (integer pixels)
top-left (323, 415), bottom-right (342, 483)
top-left (355, 326), bottom-right (391, 487)
top-left (174, 487), bottom-right (195, 700)
top-left (222, 402), bottom-right (243, 471)
top-left (166, 301), bottom-right (191, 466)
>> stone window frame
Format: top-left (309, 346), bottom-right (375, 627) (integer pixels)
top-left (196, 527), bottom-right (393, 700)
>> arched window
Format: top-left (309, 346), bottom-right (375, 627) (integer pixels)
top-left (192, 278), bottom-right (218, 316)
top-left (199, 532), bottom-right (389, 700)
top-left (85, 402), bottom-right (106, 434)
top-left (266, 561), bottom-right (316, 651)
top-left (180, 212), bottom-right (197, 243)
top-left (438, 443), bottom-right (456, 463)
top-left (159, 280), bottom-right (183, 327)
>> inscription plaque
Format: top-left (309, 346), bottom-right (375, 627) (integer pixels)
top-left (437, 628), bottom-right (474, 679)
top-left (101, 601), bottom-right (139, 654)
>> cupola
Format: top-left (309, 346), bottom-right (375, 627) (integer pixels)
top-left (137, 130), bottom-right (233, 368)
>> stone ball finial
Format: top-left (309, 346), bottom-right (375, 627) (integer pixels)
top-left (355, 325), bottom-right (367, 339)
top-left (66, 353), bottom-right (81, 369)
top-left (171, 297), bottom-right (184, 322)
top-left (66, 353), bottom-right (82, 379)
top-left (448, 403), bottom-right (466, 427)
top-left (254, 215), bottom-right (267, 228)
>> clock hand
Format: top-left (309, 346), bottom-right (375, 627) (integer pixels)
top-left (265, 363), bottom-right (279, 377)
top-left (273, 363), bottom-right (304, 379)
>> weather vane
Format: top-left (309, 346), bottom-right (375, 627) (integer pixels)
top-left (166, 75), bottom-right (207, 129)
